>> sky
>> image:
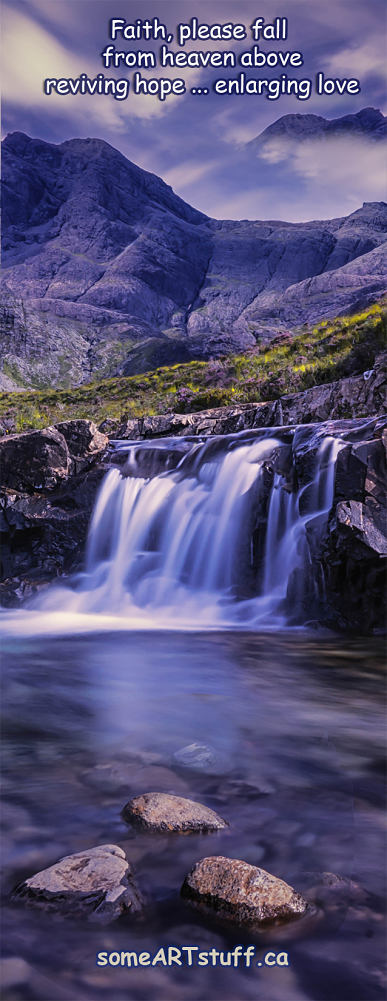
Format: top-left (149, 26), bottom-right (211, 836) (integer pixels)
top-left (2, 0), bottom-right (386, 221)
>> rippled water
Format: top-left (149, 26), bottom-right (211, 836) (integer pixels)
top-left (1, 631), bottom-right (385, 1001)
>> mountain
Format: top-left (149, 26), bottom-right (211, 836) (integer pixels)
top-left (247, 107), bottom-right (387, 152)
top-left (1, 130), bottom-right (387, 390)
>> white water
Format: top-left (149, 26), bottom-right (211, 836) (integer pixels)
top-left (1, 428), bottom-right (344, 635)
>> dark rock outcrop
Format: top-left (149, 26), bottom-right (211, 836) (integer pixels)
top-left (1, 130), bottom-right (386, 387)
top-left (12, 845), bottom-right (143, 923)
top-left (320, 431), bottom-right (387, 632)
top-left (0, 420), bottom-right (107, 603)
top-left (123, 793), bottom-right (228, 833)
top-left (181, 856), bottom-right (308, 927)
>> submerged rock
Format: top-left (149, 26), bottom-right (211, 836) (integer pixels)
top-left (123, 793), bottom-right (228, 833)
top-left (181, 856), bottom-right (308, 928)
top-left (12, 844), bottom-right (143, 923)
top-left (173, 743), bottom-right (227, 774)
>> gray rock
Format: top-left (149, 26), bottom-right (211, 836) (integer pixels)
top-left (123, 793), bottom-right (228, 833)
top-left (12, 844), bottom-right (143, 923)
top-left (173, 743), bottom-right (227, 774)
top-left (181, 856), bottom-right (308, 927)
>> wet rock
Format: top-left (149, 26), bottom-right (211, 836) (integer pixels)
top-left (12, 844), bottom-right (143, 923)
top-left (181, 856), bottom-right (308, 927)
top-left (320, 429), bottom-right (387, 631)
top-left (0, 427), bottom-right (70, 492)
top-left (173, 743), bottom-right (228, 774)
top-left (55, 420), bottom-right (108, 473)
top-left (123, 793), bottom-right (228, 833)
top-left (336, 499), bottom-right (387, 554)
top-left (0, 422), bottom-right (108, 601)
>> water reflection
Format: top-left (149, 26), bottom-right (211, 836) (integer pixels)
top-left (1, 632), bottom-right (385, 1000)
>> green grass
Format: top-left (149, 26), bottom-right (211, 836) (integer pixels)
top-left (0, 302), bottom-right (385, 432)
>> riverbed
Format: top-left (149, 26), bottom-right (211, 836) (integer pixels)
top-left (1, 630), bottom-right (385, 1000)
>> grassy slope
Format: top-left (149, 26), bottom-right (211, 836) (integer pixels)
top-left (0, 303), bottom-right (385, 432)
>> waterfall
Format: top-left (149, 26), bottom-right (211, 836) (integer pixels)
top-left (36, 426), bottom-right (344, 629)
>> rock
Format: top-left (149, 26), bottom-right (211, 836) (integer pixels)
top-left (123, 793), bottom-right (228, 833)
top-left (319, 429), bottom-right (387, 631)
top-left (55, 420), bottom-right (108, 472)
top-left (0, 422), bottom-right (108, 602)
top-left (12, 844), bottom-right (143, 923)
top-left (0, 427), bottom-right (70, 491)
top-left (335, 499), bottom-right (387, 554)
top-left (181, 856), bottom-right (308, 927)
top-left (173, 743), bottom-right (227, 774)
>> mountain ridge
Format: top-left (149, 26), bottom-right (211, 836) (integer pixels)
top-left (1, 125), bottom-right (387, 389)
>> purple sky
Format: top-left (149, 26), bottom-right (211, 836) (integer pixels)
top-left (2, 0), bottom-right (386, 220)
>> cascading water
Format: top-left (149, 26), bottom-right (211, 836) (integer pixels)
top-left (35, 426), bottom-right (344, 630)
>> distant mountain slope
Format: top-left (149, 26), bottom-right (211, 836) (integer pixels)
top-left (247, 107), bottom-right (387, 151)
top-left (1, 129), bottom-right (387, 389)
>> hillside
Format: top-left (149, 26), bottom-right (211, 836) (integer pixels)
top-left (1, 303), bottom-right (385, 433)
top-left (1, 129), bottom-right (387, 390)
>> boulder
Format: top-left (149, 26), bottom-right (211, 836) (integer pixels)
top-left (12, 844), bottom-right (143, 923)
top-left (335, 499), bottom-right (387, 554)
top-left (0, 421), bottom-right (108, 603)
top-left (0, 427), bottom-right (70, 491)
top-left (181, 856), bottom-right (308, 927)
top-left (55, 420), bottom-right (108, 472)
top-left (123, 793), bottom-right (228, 833)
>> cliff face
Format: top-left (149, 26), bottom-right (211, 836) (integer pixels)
top-left (1, 131), bottom-right (387, 388)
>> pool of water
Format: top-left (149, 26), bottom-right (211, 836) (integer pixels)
top-left (1, 631), bottom-right (385, 1000)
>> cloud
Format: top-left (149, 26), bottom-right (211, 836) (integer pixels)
top-left (163, 158), bottom-right (221, 191)
top-left (208, 134), bottom-right (387, 221)
top-left (323, 38), bottom-right (386, 81)
top-left (259, 134), bottom-right (386, 192)
top-left (1, 4), bottom-right (188, 127)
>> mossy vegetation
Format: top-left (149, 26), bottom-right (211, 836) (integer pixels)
top-left (0, 302), bottom-right (385, 432)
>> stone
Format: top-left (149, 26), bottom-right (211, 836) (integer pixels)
top-left (0, 427), bottom-right (70, 491)
top-left (55, 420), bottom-right (108, 471)
top-left (12, 844), bottom-right (143, 923)
top-left (123, 793), bottom-right (228, 833)
top-left (335, 500), bottom-right (387, 554)
top-left (0, 422), bottom-right (107, 603)
top-left (173, 743), bottom-right (227, 774)
top-left (181, 856), bottom-right (308, 927)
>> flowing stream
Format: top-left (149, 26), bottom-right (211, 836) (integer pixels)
top-left (1, 422), bottom-right (385, 1001)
